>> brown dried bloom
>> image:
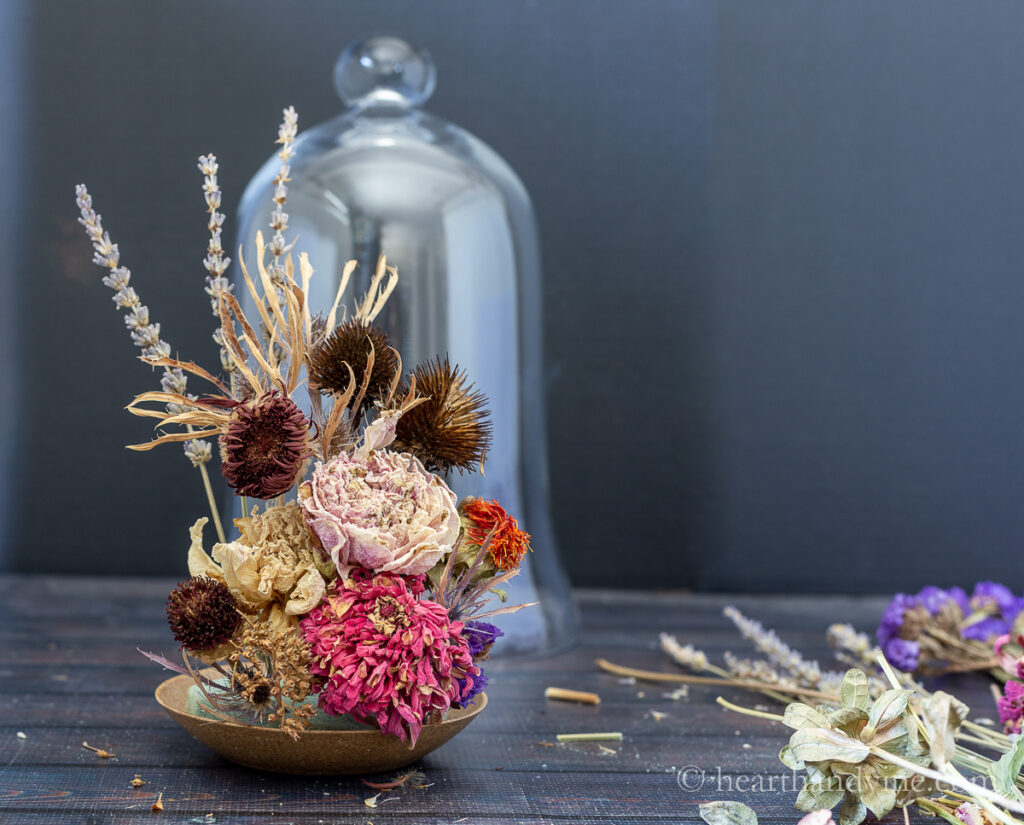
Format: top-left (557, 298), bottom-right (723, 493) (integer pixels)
top-left (309, 320), bottom-right (398, 402)
top-left (393, 357), bottom-right (492, 474)
top-left (220, 391), bottom-right (311, 499)
top-left (228, 620), bottom-right (320, 737)
top-left (166, 577), bottom-right (241, 651)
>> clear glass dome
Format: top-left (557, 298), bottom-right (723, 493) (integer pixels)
top-left (232, 35), bottom-right (578, 658)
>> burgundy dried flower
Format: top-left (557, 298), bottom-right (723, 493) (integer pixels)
top-left (220, 391), bottom-right (311, 498)
top-left (166, 577), bottom-right (241, 651)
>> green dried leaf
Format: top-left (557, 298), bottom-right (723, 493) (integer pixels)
top-left (870, 721), bottom-right (909, 750)
top-left (779, 744), bottom-right (805, 771)
top-left (784, 703), bottom-right (831, 731)
top-left (864, 689), bottom-right (910, 737)
top-left (989, 734), bottom-right (1024, 800)
top-left (921, 691), bottom-right (966, 768)
top-left (698, 801), bottom-right (758, 825)
top-left (838, 795), bottom-right (867, 825)
top-left (790, 728), bottom-right (871, 764)
top-left (805, 763), bottom-right (830, 785)
top-left (828, 707), bottom-right (868, 736)
top-left (840, 669), bottom-right (870, 711)
top-left (795, 781), bottom-right (844, 813)
top-left (857, 776), bottom-right (896, 819)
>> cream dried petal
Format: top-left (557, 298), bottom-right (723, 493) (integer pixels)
top-left (285, 567), bottom-right (326, 615)
top-left (212, 541), bottom-right (270, 610)
top-left (186, 518), bottom-right (225, 582)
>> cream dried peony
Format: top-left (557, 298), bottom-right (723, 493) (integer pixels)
top-left (187, 503), bottom-right (333, 625)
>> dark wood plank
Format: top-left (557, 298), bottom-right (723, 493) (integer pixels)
top-left (0, 575), bottom-right (972, 825)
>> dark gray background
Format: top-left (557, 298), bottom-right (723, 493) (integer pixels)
top-left (4, 0), bottom-right (1024, 591)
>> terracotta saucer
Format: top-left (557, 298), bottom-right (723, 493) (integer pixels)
top-left (155, 673), bottom-right (487, 775)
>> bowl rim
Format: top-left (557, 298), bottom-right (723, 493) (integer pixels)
top-left (154, 672), bottom-right (488, 738)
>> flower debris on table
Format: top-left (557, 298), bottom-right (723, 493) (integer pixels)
top-left (601, 603), bottom-right (1024, 825)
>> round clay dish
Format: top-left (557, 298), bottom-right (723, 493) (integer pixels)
top-left (155, 673), bottom-right (487, 775)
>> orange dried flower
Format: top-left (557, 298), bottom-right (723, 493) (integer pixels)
top-left (461, 498), bottom-right (531, 570)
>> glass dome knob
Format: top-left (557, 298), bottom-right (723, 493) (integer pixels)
top-left (333, 36), bottom-right (437, 109)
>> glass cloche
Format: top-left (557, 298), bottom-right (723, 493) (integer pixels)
top-left (231, 35), bottom-right (577, 658)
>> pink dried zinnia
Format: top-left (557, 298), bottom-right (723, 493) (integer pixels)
top-left (998, 680), bottom-right (1024, 734)
top-left (300, 571), bottom-right (478, 744)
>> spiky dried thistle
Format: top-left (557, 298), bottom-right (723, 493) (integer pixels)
top-left (393, 357), bottom-right (492, 474)
top-left (308, 320), bottom-right (398, 402)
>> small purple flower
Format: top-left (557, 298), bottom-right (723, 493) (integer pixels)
top-left (963, 615), bottom-right (1010, 642)
top-left (877, 593), bottom-right (918, 647)
top-left (882, 637), bottom-right (920, 672)
top-left (463, 620), bottom-right (503, 658)
top-left (455, 668), bottom-right (488, 708)
top-left (916, 586), bottom-right (970, 616)
top-left (971, 581), bottom-right (1021, 620)
top-left (946, 586), bottom-right (970, 614)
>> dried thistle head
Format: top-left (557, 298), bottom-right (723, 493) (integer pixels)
top-left (393, 357), bottom-right (492, 474)
top-left (166, 577), bottom-right (241, 651)
top-left (308, 320), bottom-right (398, 402)
top-left (220, 391), bottom-right (311, 499)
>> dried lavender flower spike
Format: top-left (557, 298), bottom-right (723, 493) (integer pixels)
top-left (659, 633), bottom-right (710, 672)
top-left (723, 605), bottom-right (823, 686)
top-left (76, 184), bottom-right (226, 544)
top-left (197, 154), bottom-right (236, 379)
top-left (268, 106), bottom-right (298, 278)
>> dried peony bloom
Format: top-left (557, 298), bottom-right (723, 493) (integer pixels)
top-left (301, 571), bottom-right (478, 744)
top-left (187, 506), bottom-right (333, 624)
top-left (165, 577), bottom-right (241, 652)
top-left (299, 443), bottom-right (460, 578)
top-left (220, 391), bottom-right (312, 499)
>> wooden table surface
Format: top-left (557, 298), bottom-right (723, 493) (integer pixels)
top-left (0, 577), bottom-right (995, 825)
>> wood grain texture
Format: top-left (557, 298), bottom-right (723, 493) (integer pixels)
top-left (0, 576), bottom-right (998, 823)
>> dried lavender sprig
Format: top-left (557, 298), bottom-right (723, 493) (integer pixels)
top-left (75, 185), bottom-right (225, 541)
top-left (267, 106), bottom-right (298, 285)
top-left (659, 633), bottom-right (710, 672)
top-left (827, 622), bottom-right (882, 670)
top-left (197, 154), bottom-right (236, 379)
top-left (77, 185), bottom-right (194, 416)
top-left (722, 605), bottom-right (823, 686)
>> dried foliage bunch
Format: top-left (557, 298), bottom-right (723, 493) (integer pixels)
top-left (602, 607), bottom-right (1024, 825)
top-left (78, 107), bottom-right (536, 744)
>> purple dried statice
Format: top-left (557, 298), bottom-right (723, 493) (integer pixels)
top-left (964, 581), bottom-right (1024, 641)
top-left (463, 620), bottom-right (503, 660)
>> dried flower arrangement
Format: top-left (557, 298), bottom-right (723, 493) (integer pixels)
top-left (602, 602), bottom-right (1024, 825)
top-left (76, 107), bottom-right (535, 746)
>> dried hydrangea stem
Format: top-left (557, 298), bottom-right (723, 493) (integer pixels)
top-left (197, 154), bottom-right (236, 386)
top-left (75, 184), bottom-right (225, 542)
